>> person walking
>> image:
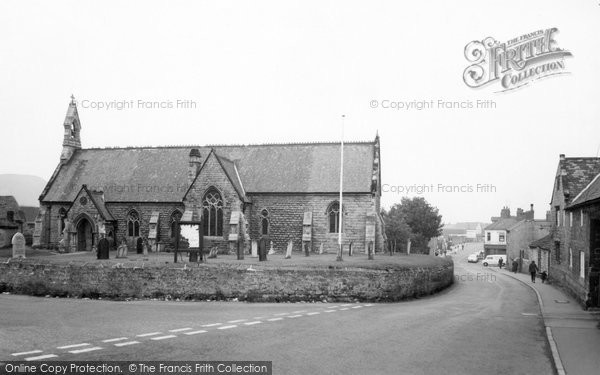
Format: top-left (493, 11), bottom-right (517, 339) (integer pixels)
top-left (529, 260), bottom-right (539, 283)
top-left (512, 258), bottom-right (519, 273)
top-left (498, 257), bottom-right (504, 269)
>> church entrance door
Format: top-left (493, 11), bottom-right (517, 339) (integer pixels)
top-left (77, 218), bottom-right (93, 252)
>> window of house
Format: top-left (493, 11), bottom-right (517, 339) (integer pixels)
top-left (327, 202), bottom-right (341, 233)
top-left (260, 209), bottom-right (269, 236)
top-left (6, 210), bottom-right (14, 222)
top-left (581, 210), bottom-right (584, 227)
top-left (127, 211), bottom-right (140, 237)
top-left (170, 210), bottom-right (183, 238)
top-left (499, 233), bottom-right (505, 242)
top-left (569, 248), bottom-right (573, 269)
top-left (555, 242), bottom-right (561, 263)
top-left (202, 188), bottom-right (223, 236)
top-left (486, 232), bottom-right (491, 241)
top-left (555, 207), bottom-right (561, 226)
top-left (580, 251), bottom-right (585, 279)
top-left (569, 212), bottom-right (573, 227)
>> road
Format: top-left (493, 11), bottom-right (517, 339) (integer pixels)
top-left (1, 248), bottom-right (555, 375)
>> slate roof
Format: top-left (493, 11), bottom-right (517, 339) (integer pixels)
top-left (569, 173), bottom-right (600, 208)
top-left (558, 157), bottom-right (600, 203)
top-left (484, 218), bottom-right (519, 231)
top-left (529, 234), bottom-right (553, 250)
top-left (41, 142), bottom-right (376, 203)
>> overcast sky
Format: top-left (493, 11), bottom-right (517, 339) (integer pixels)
top-left (1, 0), bottom-right (598, 223)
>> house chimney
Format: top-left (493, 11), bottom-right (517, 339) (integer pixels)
top-left (188, 148), bottom-right (202, 184)
top-left (559, 154), bottom-right (565, 161)
top-left (501, 206), bottom-right (511, 218)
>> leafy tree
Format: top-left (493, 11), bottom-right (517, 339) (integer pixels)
top-left (382, 197), bottom-right (443, 254)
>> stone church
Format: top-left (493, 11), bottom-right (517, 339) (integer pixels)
top-left (34, 98), bottom-right (385, 255)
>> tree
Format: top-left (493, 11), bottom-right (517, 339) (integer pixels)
top-left (382, 197), bottom-right (443, 254)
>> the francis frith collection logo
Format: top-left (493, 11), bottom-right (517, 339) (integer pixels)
top-left (463, 28), bottom-right (572, 92)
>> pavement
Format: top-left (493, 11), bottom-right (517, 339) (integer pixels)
top-left (491, 266), bottom-right (600, 375)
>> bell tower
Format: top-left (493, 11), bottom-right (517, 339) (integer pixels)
top-left (60, 95), bottom-right (82, 162)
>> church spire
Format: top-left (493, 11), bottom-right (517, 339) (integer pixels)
top-left (60, 95), bottom-right (82, 162)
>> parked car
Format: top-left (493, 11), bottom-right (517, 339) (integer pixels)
top-left (467, 253), bottom-right (479, 263)
top-left (482, 255), bottom-right (507, 267)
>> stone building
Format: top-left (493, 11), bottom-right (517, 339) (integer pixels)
top-left (35, 98), bottom-right (385, 255)
top-left (0, 196), bottom-right (23, 248)
top-left (548, 154), bottom-right (600, 307)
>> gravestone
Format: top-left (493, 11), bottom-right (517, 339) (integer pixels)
top-left (367, 241), bottom-right (374, 260)
top-left (251, 240), bottom-right (258, 258)
top-left (348, 242), bottom-right (353, 257)
top-left (136, 237), bottom-right (143, 254)
top-left (258, 238), bottom-right (268, 261)
top-left (117, 240), bottom-right (128, 258)
top-left (208, 247), bottom-right (218, 258)
top-left (304, 242), bottom-right (310, 257)
top-left (268, 241), bottom-right (275, 255)
top-left (97, 238), bottom-right (110, 260)
top-left (318, 242), bottom-right (324, 255)
top-left (285, 239), bottom-right (293, 259)
top-left (11, 233), bottom-right (26, 259)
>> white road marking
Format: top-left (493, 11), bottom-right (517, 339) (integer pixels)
top-left (292, 310), bottom-right (307, 313)
top-left (169, 328), bottom-right (192, 332)
top-left (274, 312), bottom-right (289, 316)
top-left (352, 306), bottom-right (362, 309)
top-left (12, 350), bottom-right (43, 356)
top-left (244, 321), bottom-right (262, 326)
top-left (25, 354), bottom-right (58, 361)
top-left (69, 346), bottom-right (103, 354)
top-left (184, 330), bottom-right (207, 335)
top-left (114, 341), bottom-right (140, 347)
top-left (267, 317), bottom-right (283, 321)
top-left (324, 310), bottom-right (336, 313)
top-left (136, 332), bottom-right (162, 337)
top-left (227, 319), bottom-right (247, 323)
top-left (218, 325), bottom-right (237, 330)
top-left (151, 335), bottom-right (177, 341)
top-left (102, 337), bottom-right (128, 343)
top-left (202, 323), bottom-right (222, 327)
top-left (522, 313), bottom-right (538, 316)
top-left (306, 312), bottom-right (321, 315)
top-left (287, 314), bottom-right (303, 318)
top-left (364, 304), bottom-right (374, 307)
top-left (57, 343), bottom-right (90, 349)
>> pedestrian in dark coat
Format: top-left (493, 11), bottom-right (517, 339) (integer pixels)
top-left (498, 257), bottom-right (504, 269)
top-left (512, 258), bottom-right (519, 273)
top-left (529, 261), bottom-right (539, 283)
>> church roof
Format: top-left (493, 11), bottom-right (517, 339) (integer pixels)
top-left (41, 141), bottom-right (376, 203)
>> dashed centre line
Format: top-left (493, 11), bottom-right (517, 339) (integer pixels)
top-left (227, 319), bottom-right (247, 323)
top-left (292, 310), bottom-right (307, 314)
top-left (184, 330), bottom-right (207, 335)
top-left (151, 335), bottom-right (177, 341)
top-left (352, 306), bottom-right (363, 309)
top-left (274, 312), bottom-right (289, 316)
top-left (169, 328), bottom-right (192, 332)
top-left (102, 337), bottom-right (128, 343)
top-left (244, 321), bottom-right (262, 326)
top-left (57, 343), bottom-right (90, 350)
top-left (267, 317), bottom-right (283, 321)
top-left (217, 325), bottom-right (237, 330)
top-left (324, 310), bottom-right (337, 313)
top-left (12, 350), bottom-right (43, 356)
top-left (306, 312), bottom-right (321, 315)
top-left (287, 315), bottom-right (303, 318)
top-left (202, 323), bottom-right (222, 327)
top-left (25, 354), bottom-right (58, 361)
top-left (114, 341), bottom-right (140, 347)
top-left (137, 332), bottom-right (162, 337)
top-left (69, 347), bottom-right (102, 354)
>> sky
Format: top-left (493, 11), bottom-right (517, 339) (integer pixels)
top-left (1, 0), bottom-right (599, 223)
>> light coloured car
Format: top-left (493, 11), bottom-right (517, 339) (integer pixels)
top-left (482, 255), bottom-right (507, 267)
top-left (467, 253), bottom-right (479, 263)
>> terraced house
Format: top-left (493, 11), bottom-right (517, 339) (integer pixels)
top-left (548, 154), bottom-right (600, 308)
top-left (34, 98), bottom-right (385, 256)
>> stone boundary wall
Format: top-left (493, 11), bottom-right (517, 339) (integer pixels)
top-left (0, 259), bottom-right (453, 302)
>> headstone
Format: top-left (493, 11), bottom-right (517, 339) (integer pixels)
top-left (285, 239), bottom-right (293, 259)
top-left (348, 242), bottom-right (353, 257)
top-left (304, 242), bottom-right (310, 257)
top-left (251, 240), bottom-right (258, 258)
top-left (117, 239), bottom-right (128, 258)
top-left (143, 238), bottom-right (149, 256)
top-left (368, 241), bottom-right (374, 260)
top-left (258, 238), bottom-right (268, 261)
top-left (208, 247), bottom-right (218, 258)
top-left (97, 238), bottom-right (110, 259)
top-left (136, 237), bottom-right (144, 254)
top-left (318, 242), bottom-right (324, 255)
top-left (407, 239), bottom-right (412, 255)
top-left (11, 233), bottom-right (26, 259)
top-left (268, 241), bottom-right (275, 255)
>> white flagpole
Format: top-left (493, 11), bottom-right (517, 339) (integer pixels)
top-left (337, 115), bottom-right (345, 261)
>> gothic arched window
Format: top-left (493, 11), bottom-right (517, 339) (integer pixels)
top-left (202, 188), bottom-right (223, 236)
top-left (170, 210), bottom-right (183, 238)
top-left (260, 209), bottom-right (269, 236)
top-left (327, 202), bottom-right (341, 233)
top-left (127, 210), bottom-right (140, 237)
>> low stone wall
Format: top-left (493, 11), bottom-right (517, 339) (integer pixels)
top-left (0, 258), bottom-right (454, 302)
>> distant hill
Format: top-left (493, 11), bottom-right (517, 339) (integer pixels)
top-left (0, 174), bottom-right (47, 206)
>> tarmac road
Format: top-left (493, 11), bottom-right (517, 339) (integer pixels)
top-left (0, 252), bottom-right (555, 375)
